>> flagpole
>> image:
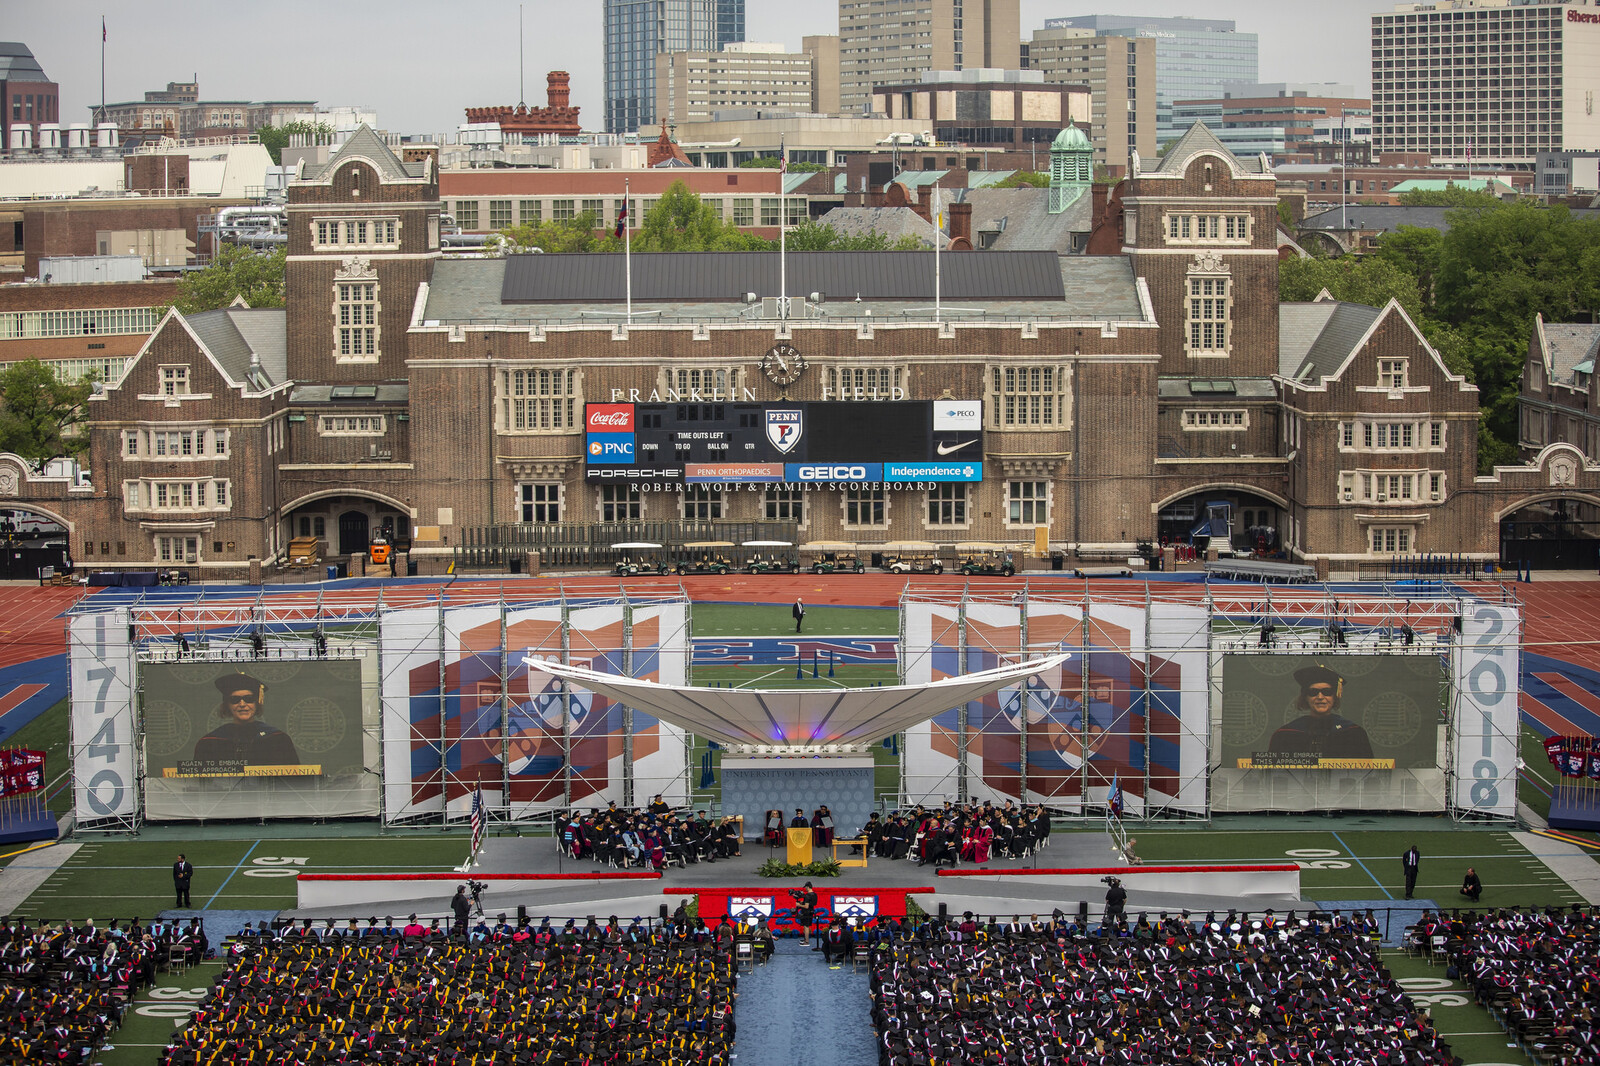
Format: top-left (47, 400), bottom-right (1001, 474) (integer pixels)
top-left (100, 17), bottom-right (106, 126)
top-left (933, 185), bottom-right (941, 325)
top-left (624, 177), bottom-right (632, 325)
top-left (779, 142), bottom-right (787, 321)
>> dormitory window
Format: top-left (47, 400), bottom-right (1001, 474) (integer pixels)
top-left (989, 365), bottom-right (1066, 428)
top-left (319, 416), bottom-right (386, 435)
top-left (518, 483), bottom-right (560, 523)
top-left (1370, 527), bottom-right (1413, 554)
top-left (1165, 214), bottom-right (1249, 244)
top-left (519, 200), bottom-right (542, 226)
top-left (682, 486), bottom-right (722, 520)
top-left (764, 487), bottom-right (803, 523)
top-left (501, 369), bottom-right (580, 432)
top-left (313, 218), bottom-right (397, 248)
top-left (124, 479), bottom-right (230, 512)
top-left (551, 200), bottom-right (575, 222)
top-left (160, 365), bottom-right (190, 396)
top-left (1186, 276), bottom-right (1230, 356)
top-left (155, 535), bottom-right (200, 564)
top-left (336, 282), bottom-right (378, 360)
top-left (1182, 409), bottom-right (1247, 431)
top-left (454, 201), bottom-right (479, 229)
top-left (1379, 358), bottom-right (1408, 389)
top-left (844, 486), bottom-right (886, 527)
top-left (827, 365), bottom-right (903, 400)
top-left (927, 484), bottom-right (967, 526)
top-left (489, 201), bottom-right (513, 229)
top-left (601, 485), bottom-right (641, 522)
top-left (1007, 481), bottom-right (1049, 526)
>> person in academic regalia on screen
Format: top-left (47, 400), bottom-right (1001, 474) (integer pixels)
top-left (192, 672), bottom-right (301, 766)
top-left (1267, 664), bottom-right (1373, 759)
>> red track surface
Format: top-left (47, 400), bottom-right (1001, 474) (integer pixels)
top-left (2, 576), bottom-right (1597, 670)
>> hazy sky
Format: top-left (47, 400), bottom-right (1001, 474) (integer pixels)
top-left (13, 1), bottom-right (1372, 135)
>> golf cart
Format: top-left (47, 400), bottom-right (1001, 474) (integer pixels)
top-left (612, 542), bottom-right (670, 576)
top-left (882, 541), bottom-right (944, 575)
top-left (802, 541), bottom-right (865, 575)
top-left (676, 542), bottom-right (736, 576)
top-left (957, 542), bottom-right (1017, 577)
top-left (743, 540), bottom-right (799, 574)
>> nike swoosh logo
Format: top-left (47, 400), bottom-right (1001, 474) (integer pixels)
top-left (936, 440), bottom-right (978, 455)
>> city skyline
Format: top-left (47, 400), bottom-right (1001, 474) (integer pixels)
top-left (12, 1), bottom-right (1372, 138)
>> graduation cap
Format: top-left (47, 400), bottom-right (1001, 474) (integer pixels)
top-left (214, 673), bottom-right (266, 700)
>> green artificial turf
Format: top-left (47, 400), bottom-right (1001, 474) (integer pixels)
top-left (690, 602), bottom-right (896, 637)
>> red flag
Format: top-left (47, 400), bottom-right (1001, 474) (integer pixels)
top-left (0, 749), bottom-right (45, 797)
top-left (103, 17), bottom-right (107, 42)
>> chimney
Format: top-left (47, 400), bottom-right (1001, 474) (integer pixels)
top-left (547, 71), bottom-right (571, 111)
top-left (947, 201), bottom-right (972, 245)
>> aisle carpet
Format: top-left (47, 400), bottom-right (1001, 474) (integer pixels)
top-left (733, 937), bottom-right (877, 1066)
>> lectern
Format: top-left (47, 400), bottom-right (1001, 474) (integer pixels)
top-left (786, 826), bottom-right (813, 864)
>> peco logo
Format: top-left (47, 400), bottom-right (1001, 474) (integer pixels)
top-left (586, 404), bottom-right (634, 432)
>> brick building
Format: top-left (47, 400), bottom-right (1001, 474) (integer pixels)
top-left (11, 123), bottom-right (1600, 578)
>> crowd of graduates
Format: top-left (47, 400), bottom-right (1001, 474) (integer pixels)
top-left (161, 914), bottom-right (740, 1066)
top-left (868, 911), bottom-right (1461, 1066)
top-left (559, 799), bottom-right (742, 871)
top-left (0, 915), bottom-right (198, 1064)
top-left (1425, 905), bottom-right (1598, 1063)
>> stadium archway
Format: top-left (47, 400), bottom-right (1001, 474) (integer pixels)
top-left (0, 503), bottom-right (71, 578)
top-left (1498, 494), bottom-right (1600, 570)
top-left (282, 491), bottom-right (413, 560)
top-left (1154, 486), bottom-right (1289, 555)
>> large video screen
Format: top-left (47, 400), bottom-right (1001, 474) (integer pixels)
top-left (584, 400), bottom-right (985, 483)
top-left (1219, 655), bottom-right (1443, 770)
top-left (143, 662), bottom-right (365, 780)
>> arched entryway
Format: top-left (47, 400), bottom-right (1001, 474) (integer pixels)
top-left (0, 505), bottom-right (70, 578)
top-left (1500, 497), bottom-right (1600, 570)
top-left (283, 492), bottom-right (412, 565)
top-left (1156, 488), bottom-right (1287, 556)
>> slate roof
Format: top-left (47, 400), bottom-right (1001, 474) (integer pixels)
top-left (421, 254), bottom-right (1149, 324)
top-left (1542, 322), bottom-right (1600, 386)
top-left (302, 125), bottom-right (427, 182)
top-left (1150, 123), bottom-right (1270, 176)
top-left (184, 308), bottom-right (288, 390)
top-left (500, 249), bottom-right (1066, 303)
top-left (1278, 301), bottom-right (1383, 382)
top-left (815, 207), bottom-right (938, 246)
top-left (1300, 204), bottom-right (1600, 234)
top-left (0, 43), bottom-right (49, 81)
top-left (958, 187), bottom-right (1092, 253)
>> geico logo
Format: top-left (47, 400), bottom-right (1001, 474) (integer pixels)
top-left (796, 465), bottom-right (866, 479)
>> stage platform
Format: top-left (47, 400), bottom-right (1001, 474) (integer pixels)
top-left (287, 831), bottom-right (1301, 926)
top-left (1549, 786), bottom-right (1600, 832)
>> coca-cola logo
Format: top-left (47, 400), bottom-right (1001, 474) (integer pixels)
top-left (586, 404), bottom-right (634, 431)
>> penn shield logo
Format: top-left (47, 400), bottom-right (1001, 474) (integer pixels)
top-left (730, 896), bottom-right (774, 920)
top-left (832, 895), bottom-right (878, 918)
top-left (765, 409), bottom-right (803, 454)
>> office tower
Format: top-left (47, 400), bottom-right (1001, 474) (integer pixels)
top-left (656, 43), bottom-right (815, 128)
top-left (604, 0), bottom-right (744, 133)
top-left (839, 0), bottom-right (1022, 114)
top-left (0, 43), bottom-right (60, 150)
top-left (1027, 27), bottom-right (1157, 170)
top-left (1042, 14), bottom-right (1258, 146)
top-left (1372, 0), bottom-right (1600, 167)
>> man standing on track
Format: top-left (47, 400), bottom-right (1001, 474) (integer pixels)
top-left (1402, 844), bottom-right (1421, 899)
top-left (173, 853), bottom-right (194, 908)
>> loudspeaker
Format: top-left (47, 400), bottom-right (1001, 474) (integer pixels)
top-left (517, 905), bottom-right (527, 924)
top-left (937, 902), bottom-right (948, 920)
top-left (1077, 900), bottom-right (1089, 925)
top-left (659, 904), bottom-right (670, 920)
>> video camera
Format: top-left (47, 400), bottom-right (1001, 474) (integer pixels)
top-left (1100, 875), bottom-right (1121, 887)
top-left (466, 879), bottom-right (488, 916)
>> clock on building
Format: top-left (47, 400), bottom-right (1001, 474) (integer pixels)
top-left (760, 343), bottom-right (807, 386)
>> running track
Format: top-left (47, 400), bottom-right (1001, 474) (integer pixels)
top-left (5, 575), bottom-right (1600, 737)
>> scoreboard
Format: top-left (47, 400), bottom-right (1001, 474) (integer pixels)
top-left (584, 401), bottom-right (984, 483)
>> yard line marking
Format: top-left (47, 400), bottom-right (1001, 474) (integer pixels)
top-left (202, 840), bottom-right (263, 909)
top-left (1330, 832), bottom-right (1394, 899)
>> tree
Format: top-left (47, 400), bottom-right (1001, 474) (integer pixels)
top-left (174, 245), bottom-right (286, 314)
top-left (255, 120), bottom-right (333, 166)
top-left (1278, 255), bottom-right (1426, 322)
top-left (489, 212), bottom-right (609, 255)
top-left (631, 181), bottom-right (771, 252)
top-left (1373, 225), bottom-right (1444, 316)
top-left (993, 171), bottom-right (1048, 189)
top-left (1396, 184), bottom-right (1501, 208)
top-left (0, 360), bottom-right (94, 462)
top-left (782, 220), bottom-right (926, 251)
top-left (739, 157), bottom-right (826, 173)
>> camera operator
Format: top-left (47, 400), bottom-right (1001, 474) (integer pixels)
top-left (467, 878), bottom-right (487, 918)
top-left (451, 884), bottom-right (471, 935)
top-left (1102, 875), bottom-right (1127, 925)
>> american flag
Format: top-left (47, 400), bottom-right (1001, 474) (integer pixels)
top-left (469, 787), bottom-right (485, 858)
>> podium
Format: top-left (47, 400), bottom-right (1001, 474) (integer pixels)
top-left (786, 827), bottom-right (814, 865)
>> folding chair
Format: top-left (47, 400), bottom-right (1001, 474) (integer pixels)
top-left (851, 940), bottom-right (871, 972)
top-left (165, 944), bottom-right (190, 975)
top-left (735, 939), bottom-right (756, 973)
